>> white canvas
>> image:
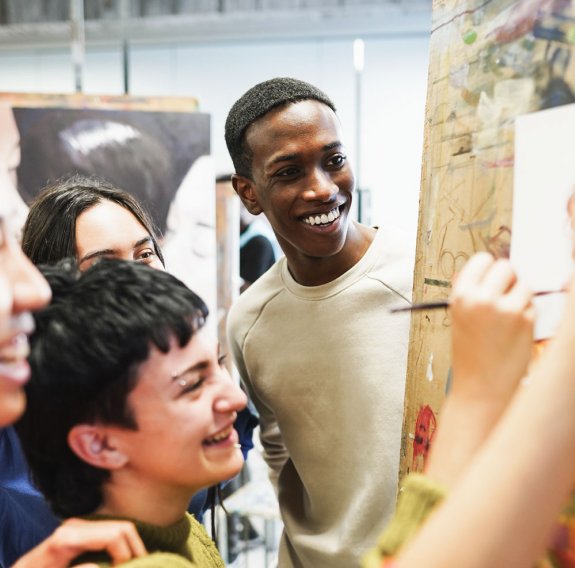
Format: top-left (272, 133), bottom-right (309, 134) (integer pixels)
top-left (512, 103), bottom-right (575, 339)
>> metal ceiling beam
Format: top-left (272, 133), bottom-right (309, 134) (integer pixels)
top-left (0, 3), bottom-right (431, 49)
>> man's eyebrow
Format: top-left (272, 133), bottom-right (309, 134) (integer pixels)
top-left (270, 153), bottom-right (297, 165)
top-left (270, 141), bottom-right (343, 165)
top-left (323, 141), bottom-right (342, 151)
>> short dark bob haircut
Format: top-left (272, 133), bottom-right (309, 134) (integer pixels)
top-left (16, 258), bottom-right (207, 518)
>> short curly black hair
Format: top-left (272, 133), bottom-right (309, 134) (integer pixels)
top-left (224, 77), bottom-right (336, 178)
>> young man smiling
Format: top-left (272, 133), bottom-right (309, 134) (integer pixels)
top-left (17, 259), bottom-right (247, 567)
top-left (225, 77), bottom-right (414, 567)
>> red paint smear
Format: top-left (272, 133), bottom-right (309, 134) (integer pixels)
top-left (412, 405), bottom-right (437, 472)
top-left (489, 0), bottom-right (555, 44)
top-left (481, 156), bottom-right (515, 169)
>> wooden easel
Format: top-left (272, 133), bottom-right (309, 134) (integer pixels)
top-left (400, 0), bottom-right (575, 477)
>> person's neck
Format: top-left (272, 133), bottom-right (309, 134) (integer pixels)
top-left (97, 476), bottom-right (195, 527)
top-left (285, 222), bottom-right (376, 286)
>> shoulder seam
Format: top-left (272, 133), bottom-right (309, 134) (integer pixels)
top-left (239, 287), bottom-right (285, 352)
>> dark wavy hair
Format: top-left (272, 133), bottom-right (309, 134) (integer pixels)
top-left (16, 258), bottom-right (207, 518)
top-left (224, 77), bottom-right (336, 178)
top-left (21, 173), bottom-right (165, 267)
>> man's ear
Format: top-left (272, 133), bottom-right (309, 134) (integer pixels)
top-left (67, 424), bottom-right (128, 470)
top-left (232, 174), bottom-right (263, 216)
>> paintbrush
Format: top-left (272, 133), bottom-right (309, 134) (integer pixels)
top-left (389, 288), bottom-right (566, 314)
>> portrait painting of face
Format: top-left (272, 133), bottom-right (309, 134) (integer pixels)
top-left (0, 98), bottom-right (218, 324)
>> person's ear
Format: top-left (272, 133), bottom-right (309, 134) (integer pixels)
top-left (232, 174), bottom-right (262, 216)
top-left (67, 425), bottom-right (128, 470)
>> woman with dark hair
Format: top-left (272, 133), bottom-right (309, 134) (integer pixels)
top-left (22, 174), bottom-right (165, 268)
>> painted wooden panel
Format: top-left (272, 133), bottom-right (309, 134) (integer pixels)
top-left (0, 93), bottom-right (225, 337)
top-left (401, 0), bottom-right (575, 476)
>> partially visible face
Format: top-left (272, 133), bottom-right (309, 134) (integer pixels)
top-left (0, 106), bottom-right (29, 237)
top-left (75, 200), bottom-right (164, 271)
top-left (107, 329), bottom-right (247, 495)
top-left (240, 100), bottom-right (355, 260)
top-left (0, 216), bottom-right (52, 427)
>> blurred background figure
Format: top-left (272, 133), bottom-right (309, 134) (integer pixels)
top-left (239, 199), bottom-right (279, 293)
top-left (162, 155), bottom-right (217, 325)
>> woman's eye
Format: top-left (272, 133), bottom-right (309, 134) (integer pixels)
top-left (218, 354), bottom-right (227, 367)
top-left (179, 377), bottom-right (206, 395)
top-left (136, 249), bottom-right (156, 262)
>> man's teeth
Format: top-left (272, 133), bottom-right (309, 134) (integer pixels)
top-left (303, 206), bottom-right (340, 226)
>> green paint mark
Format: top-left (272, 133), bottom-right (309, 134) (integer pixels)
top-left (463, 29), bottom-right (477, 44)
top-left (424, 278), bottom-right (451, 288)
top-left (567, 27), bottom-right (575, 44)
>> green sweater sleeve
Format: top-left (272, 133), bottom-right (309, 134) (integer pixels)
top-left (363, 474), bottom-right (446, 568)
top-left (110, 552), bottom-right (199, 567)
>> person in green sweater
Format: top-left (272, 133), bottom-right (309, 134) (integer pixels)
top-left (363, 252), bottom-right (575, 568)
top-left (16, 258), bottom-right (247, 567)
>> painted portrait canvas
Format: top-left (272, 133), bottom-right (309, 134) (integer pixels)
top-left (0, 94), bottom-right (217, 324)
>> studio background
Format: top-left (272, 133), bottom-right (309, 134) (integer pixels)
top-left (0, 18), bottom-right (430, 254)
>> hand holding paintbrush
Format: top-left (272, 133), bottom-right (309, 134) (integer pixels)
top-left (390, 288), bottom-right (566, 313)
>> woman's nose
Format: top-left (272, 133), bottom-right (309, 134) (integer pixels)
top-left (214, 378), bottom-right (248, 414)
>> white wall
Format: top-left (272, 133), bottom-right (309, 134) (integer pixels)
top-left (0, 32), bottom-right (429, 245)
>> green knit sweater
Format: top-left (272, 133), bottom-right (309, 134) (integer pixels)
top-left (71, 513), bottom-right (224, 568)
top-left (362, 474), bottom-right (575, 568)
top-left (362, 474), bottom-right (446, 568)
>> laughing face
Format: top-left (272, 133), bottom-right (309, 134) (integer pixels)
top-left (0, 217), bottom-right (51, 427)
top-left (235, 100), bottom-right (356, 267)
top-left (97, 329), bottom-right (247, 499)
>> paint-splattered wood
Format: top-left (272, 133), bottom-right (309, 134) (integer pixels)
top-left (401, 0), bottom-right (575, 477)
